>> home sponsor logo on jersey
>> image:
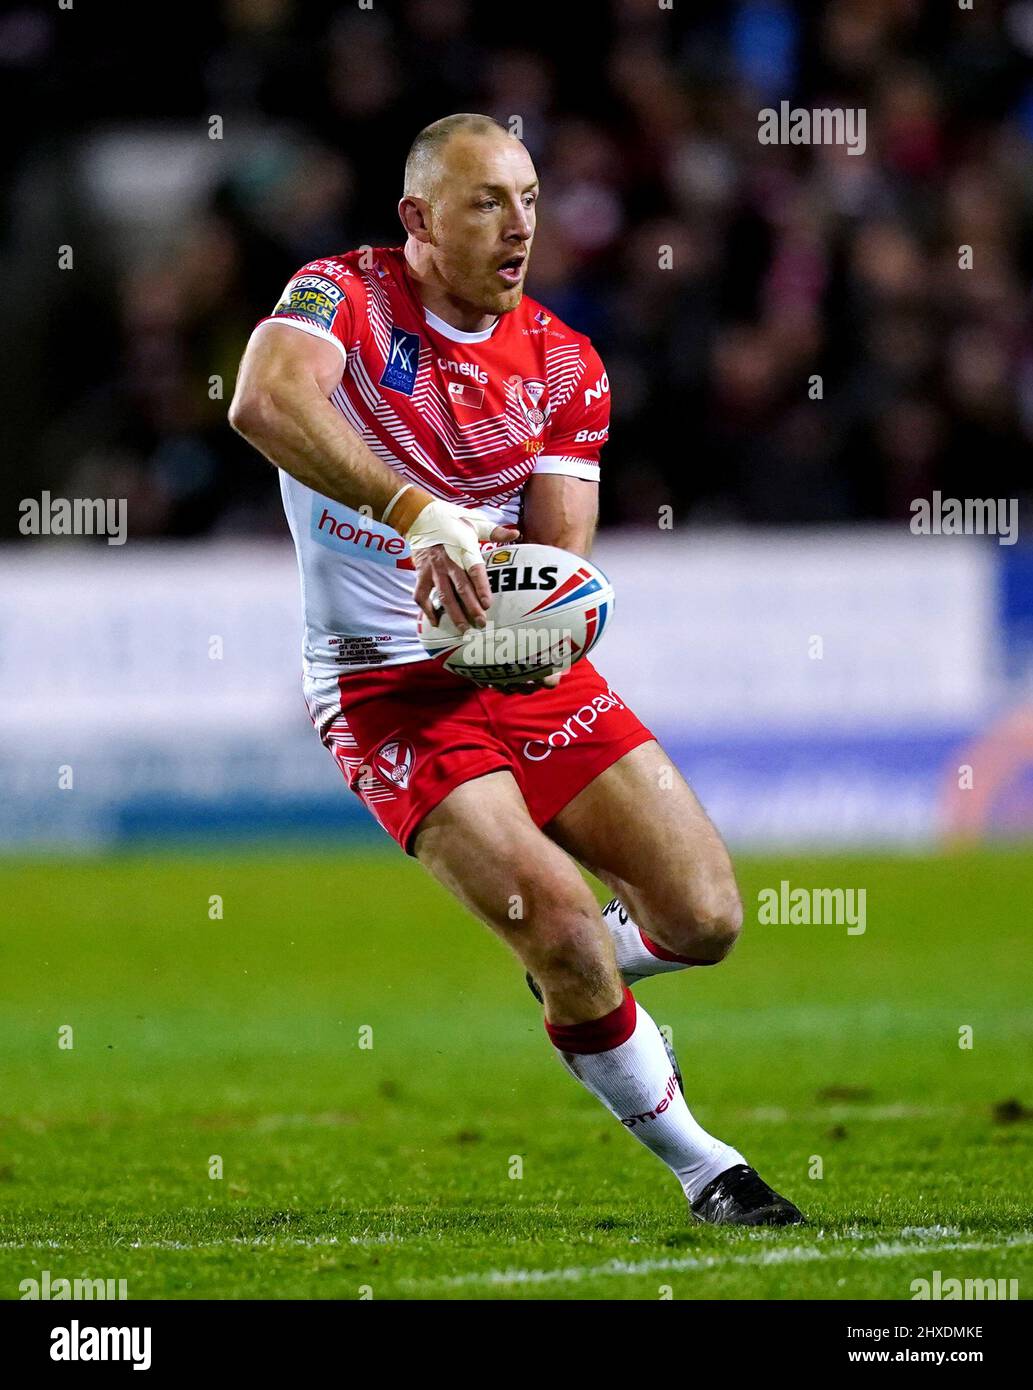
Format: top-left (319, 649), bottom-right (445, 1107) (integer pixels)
top-left (522, 687), bottom-right (626, 761)
top-left (274, 275), bottom-right (345, 330)
top-left (310, 496), bottom-right (412, 568)
top-left (380, 326), bottom-right (422, 395)
top-left (372, 738), bottom-right (415, 791)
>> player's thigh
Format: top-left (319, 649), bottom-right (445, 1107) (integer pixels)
top-left (545, 739), bottom-right (743, 947)
top-left (412, 769), bottom-right (613, 974)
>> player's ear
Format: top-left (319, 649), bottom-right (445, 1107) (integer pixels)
top-left (398, 196), bottom-right (432, 242)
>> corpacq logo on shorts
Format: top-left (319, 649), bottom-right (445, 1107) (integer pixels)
top-left (522, 689), bottom-right (626, 761)
top-left (275, 275), bottom-right (344, 329)
top-left (380, 327), bottom-right (422, 396)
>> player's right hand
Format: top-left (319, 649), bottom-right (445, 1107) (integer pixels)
top-left (404, 498), bottom-right (518, 632)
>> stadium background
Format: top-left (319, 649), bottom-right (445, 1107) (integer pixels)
top-left (2, 0), bottom-right (1032, 1306)
top-left (3, 0), bottom-right (1033, 850)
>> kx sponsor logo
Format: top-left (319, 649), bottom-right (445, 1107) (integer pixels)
top-left (380, 327), bottom-right (421, 395)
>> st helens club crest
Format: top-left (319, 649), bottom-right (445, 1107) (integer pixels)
top-left (372, 738), bottom-right (415, 790)
top-left (516, 377), bottom-right (548, 435)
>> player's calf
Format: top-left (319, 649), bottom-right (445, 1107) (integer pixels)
top-left (514, 876), bottom-right (624, 1024)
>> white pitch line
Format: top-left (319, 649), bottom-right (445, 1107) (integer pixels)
top-left (741, 1104), bottom-right (963, 1123)
top-left (0, 1234), bottom-right (399, 1251)
top-left (2, 1232), bottom-right (1030, 1282)
top-left (401, 1232), bottom-right (1033, 1292)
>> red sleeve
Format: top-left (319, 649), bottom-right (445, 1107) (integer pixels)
top-left (251, 257), bottom-right (366, 368)
top-left (534, 339), bottom-right (610, 481)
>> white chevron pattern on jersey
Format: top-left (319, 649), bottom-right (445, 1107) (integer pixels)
top-left (261, 244), bottom-right (610, 678)
top-left (339, 354), bottom-right (538, 503)
top-left (543, 342), bottom-right (585, 409)
top-left (363, 269), bottom-right (397, 362)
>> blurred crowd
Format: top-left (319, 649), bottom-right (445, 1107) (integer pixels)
top-left (3, 0), bottom-right (1033, 537)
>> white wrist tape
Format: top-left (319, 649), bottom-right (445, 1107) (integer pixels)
top-left (405, 499), bottom-right (495, 573)
top-left (380, 482), bottom-right (415, 526)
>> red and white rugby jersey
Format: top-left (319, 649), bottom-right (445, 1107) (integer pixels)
top-left (249, 245), bottom-right (610, 699)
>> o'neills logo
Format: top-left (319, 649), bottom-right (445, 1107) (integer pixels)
top-left (622, 1072), bottom-right (679, 1128)
top-left (522, 689), bottom-right (625, 761)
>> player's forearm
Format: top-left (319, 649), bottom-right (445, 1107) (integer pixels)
top-left (231, 377), bottom-right (427, 522)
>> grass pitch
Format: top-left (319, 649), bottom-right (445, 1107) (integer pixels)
top-left (0, 845), bottom-right (1030, 1300)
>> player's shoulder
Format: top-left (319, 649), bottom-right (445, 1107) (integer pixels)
top-left (513, 294), bottom-right (606, 406)
top-left (285, 249), bottom-right (371, 292)
top-left (276, 247), bottom-right (411, 336)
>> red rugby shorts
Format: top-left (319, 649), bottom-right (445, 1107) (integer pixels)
top-left (316, 657), bottom-right (654, 853)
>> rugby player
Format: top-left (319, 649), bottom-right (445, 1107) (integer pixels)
top-left (229, 114), bottom-right (804, 1226)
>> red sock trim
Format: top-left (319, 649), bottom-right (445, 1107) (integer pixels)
top-left (640, 931), bottom-right (715, 966)
top-left (545, 987), bottom-right (637, 1054)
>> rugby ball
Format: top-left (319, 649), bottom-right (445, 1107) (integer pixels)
top-left (417, 543), bottom-right (615, 686)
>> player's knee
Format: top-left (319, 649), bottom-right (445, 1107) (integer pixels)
top-left (650, 871), bottom-right (743, 963)
top-left (688, 879), bottom-right (743, 961)
top-left (522, 881), bottom-right (615, 991)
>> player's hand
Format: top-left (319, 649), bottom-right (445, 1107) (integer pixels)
top-left (405, 498), bottom-right (519, 633)
top-left (484, 671), bottom-right (565, 697)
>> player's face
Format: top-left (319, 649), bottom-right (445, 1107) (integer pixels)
top-left (432, 135), bottom-right (538, 315)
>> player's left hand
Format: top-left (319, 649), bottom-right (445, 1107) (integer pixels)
top-left (481, 671), bottom-right (565, 696)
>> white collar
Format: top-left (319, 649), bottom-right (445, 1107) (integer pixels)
top-left (422, 304), bottom-right (499, 343)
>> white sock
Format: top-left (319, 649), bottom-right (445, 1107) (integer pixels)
top-left (603, 897), bottom-right (710, 985)
top-left (546, 987), bottom-right (745, 1203)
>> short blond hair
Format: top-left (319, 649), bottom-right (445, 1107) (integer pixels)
top-left (404, 113), bottom-right (510, 200)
